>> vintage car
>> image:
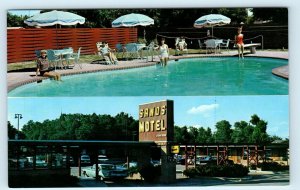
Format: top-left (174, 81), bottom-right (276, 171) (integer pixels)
top-left (81, 155), bottom-right (91, 165)
top-left (82, 164), bottom-right (128, 180)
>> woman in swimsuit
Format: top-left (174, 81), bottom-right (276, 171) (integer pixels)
top-left (235, 27), bottom-right (244, 59)
top-left (159, 38), bottom-right (169, 67)
top-left (36, 50), bottom-right (61, 81)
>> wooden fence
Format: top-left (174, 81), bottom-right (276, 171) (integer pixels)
top-left (7, 28), bottom-right (137, 63)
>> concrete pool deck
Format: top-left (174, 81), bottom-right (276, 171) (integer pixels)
top-left (7, 50), bottom-right (288, 92)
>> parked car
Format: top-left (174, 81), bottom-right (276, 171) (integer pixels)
top-left (62, 156), bottom-right (75, 165)
top-left (151, 160), bottom-right (161, 167)
top-left (123, 161), bottom-right (138, 168)
top-left (196, 156), bottom-right (212, 165)
top-left (81, 155), bottom-right (91, 165)
top-left (98, 155), bottom-right (109, 163)
top-left (82, 164), bottom-right (128, 180)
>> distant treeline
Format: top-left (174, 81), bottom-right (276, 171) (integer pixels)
top-left (8, 112), bottom-right (288, 145)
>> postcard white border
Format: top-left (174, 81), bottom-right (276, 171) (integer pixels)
top-left (1, 1), bottom-right (300, 190)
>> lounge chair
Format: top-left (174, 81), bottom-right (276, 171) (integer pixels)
top-left (96, 42), bottom-right (114, 65)
top-left (175, 37), bottom-right (188, 55)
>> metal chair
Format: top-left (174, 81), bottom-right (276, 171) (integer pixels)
top-left (204, 39), bottom-right (218, 54)
top-left (124, 43), bottom-right (140, 60)
top-left (64, 47), bottom-right (82, 69)
top-left (220, 39), bottom-right (230, 52)
top-left (115, 43), bottom-right (126, 59)
top-left (46, 49), bottom-right (61, 70)
top-left (146, 41), bottom-right (159, 62)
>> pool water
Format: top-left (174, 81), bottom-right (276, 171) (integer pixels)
top-left (8, 57), bottom-right (288, 96)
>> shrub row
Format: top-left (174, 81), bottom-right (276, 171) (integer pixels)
top-left (258, 162), bottom-right (289, 171)
top-left (139, 164), bottom-right (161, 182)
top-left (183, 164), bottom-right (249, 178)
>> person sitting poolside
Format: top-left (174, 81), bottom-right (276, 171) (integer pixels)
top-left (100, 42), bottom-right (118, 64)
top-left (36, 50), bottom-right (61, 81)
top-left (235, 27), bottom-right (244, 59)
top-left (176, 37), bottom-right (187, 51)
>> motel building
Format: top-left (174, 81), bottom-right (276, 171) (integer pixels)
top-left (8, 100), bottom-right (289, 187)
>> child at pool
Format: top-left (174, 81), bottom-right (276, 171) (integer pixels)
top-left (235, 27), bottom-right (244, 59)
top-left (158, 38), bottom-right (169, 67)
top-left (36, 50), bottom-right (61, 81)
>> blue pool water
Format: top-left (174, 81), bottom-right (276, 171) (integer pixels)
top-left (8, 57), bottom-right (288, 96)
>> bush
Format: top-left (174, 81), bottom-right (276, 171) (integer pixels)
top-left (139, 163), bottom-right (161, 182)
top-left (184, 164), bottom-right (249, 178)
top-left (250, 164), bottom-right (257, 170)
top-left (258, 162), bottom-right (289, 171)
top-left (128, 166), bottom-right (139, 177)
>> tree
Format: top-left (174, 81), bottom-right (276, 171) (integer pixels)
top-left (174, 126), bottom-right (191, 144)
top-left (188, 126), bottom-right (198, 143)
top-left (7, 12), bottom-right (29, 27)
top-left (231, 121), bottom-right (255, 143)
top-left (214, 120), bottom-right (232, 143)
top-left (251, 8), bottom-right (288, 24)
top-left (251, 119), bottom-right (270, 144)
top-left (250, 114), bottom-right (260, 125)
top-left (7, 121), bottom-right (25, 139)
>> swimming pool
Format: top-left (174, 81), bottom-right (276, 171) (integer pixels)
top-left (8, 57), bottom-right (288, 96)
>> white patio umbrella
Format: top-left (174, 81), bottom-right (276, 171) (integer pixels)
top-left (194, 14), bottom-right (231, 37)
top-left (112, 13), bottom-right (154, 40)
top-left (24, 10), bottom-right (85, 48)
top-left (24, 10), bottom-right (85, 27)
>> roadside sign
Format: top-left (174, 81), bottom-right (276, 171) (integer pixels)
top-left (171, 145), bottom-right (179, 154)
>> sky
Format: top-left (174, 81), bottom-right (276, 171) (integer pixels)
top-left (8, 10), bottom-right (40, 17)
top-left (8, 95), bottom-right (289, 138)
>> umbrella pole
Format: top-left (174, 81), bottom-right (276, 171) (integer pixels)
top-left (212, 26), bottom-right (214, 38)
top-left (56, 24), bottom-right (59, 49)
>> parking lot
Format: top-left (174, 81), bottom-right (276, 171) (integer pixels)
top-left (71, 165), bottom-right (289, 187)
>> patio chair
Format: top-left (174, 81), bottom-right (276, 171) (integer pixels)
top-left (219, 39), bottom-right (230, 52)
top-left (96, 42), bottom-right (113, 65)
top-left (124, 43), bottom-right (140, 60)
top-left (204, 39), bottom-right (218, 54)
top-left (146, 41), bottom-right (159, 62)
top-left (175, 38), bottom-right (188, 55)
top-left (115, 43), bottom-right (126, 59)
top-left (35, 50), bottom-right (41, 58)
top-left (47, 49), bottom-right (62, 70)
top-left (64, 47), bottom-right (82, 69)
top-left (198, 40), bottom-right (204, 49)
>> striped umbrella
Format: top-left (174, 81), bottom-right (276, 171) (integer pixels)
top-left (194, 14), bottom-right (231, 37)
top-left (112, 13), bottom-right (154, 40)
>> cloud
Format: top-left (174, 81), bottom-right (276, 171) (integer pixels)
top-left (187, 103), bottom-right (219, 117)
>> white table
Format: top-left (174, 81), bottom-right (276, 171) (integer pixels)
top-left (53, 48), bottom-right (74, 69)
